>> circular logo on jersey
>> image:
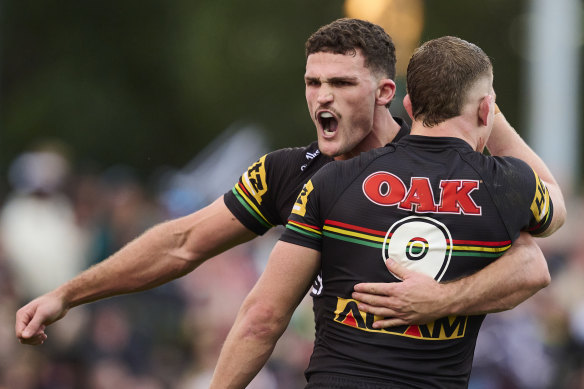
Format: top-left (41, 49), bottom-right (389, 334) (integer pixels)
top-left (382, 216), bottom-right (452, 281)
top-left (406, 237), bottom-right (429, 260)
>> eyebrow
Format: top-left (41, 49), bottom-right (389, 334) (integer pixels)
top-left (304, 76), bottom-right (359, 83)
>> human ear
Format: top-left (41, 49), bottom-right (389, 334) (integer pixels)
top-left (403, 94), bottom-right (414, 120)
top-left (478, 95), bottom-right (493, 126)
top-left (376, 79), bottom-right (396, 106)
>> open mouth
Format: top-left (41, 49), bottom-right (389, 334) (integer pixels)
top-left (318, 111), bottom-right (338, 136)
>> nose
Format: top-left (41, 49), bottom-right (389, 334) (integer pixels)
top-left (317, 84), bottom-right (333, 105)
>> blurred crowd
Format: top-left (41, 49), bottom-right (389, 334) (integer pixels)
top-left (0, 142), bottom-right (583, 389)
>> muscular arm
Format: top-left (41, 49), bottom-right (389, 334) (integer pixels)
top-left (486, 110), bottom-right (566, 235)
top-left (15, 196), bottom-right (257, 344)
top-left (353, 232), bottom-right (550, 327)
top-left (209, 241), bottom-right (320, 389)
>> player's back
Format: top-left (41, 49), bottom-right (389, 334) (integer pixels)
top-left (284, 134), bottom-right (551, 387)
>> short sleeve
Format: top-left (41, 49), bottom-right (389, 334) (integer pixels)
top-left (487, 156), bottom-right (554, 238)
top-left (280, 177), bottom-right (324, 251)
top-left (224, 153), bottom-right (275, 235)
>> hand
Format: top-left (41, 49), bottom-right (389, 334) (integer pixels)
top-left (15, 293), bottom-right (69, 345)
top-left (352, 258), bottom-right (448, 328)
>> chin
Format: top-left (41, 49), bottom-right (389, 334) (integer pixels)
top-left (317, 143), bottom-right (340, 158)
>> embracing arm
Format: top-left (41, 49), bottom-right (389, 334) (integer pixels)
top-left (354, 232), bottom-right (549, 327)
top-left (438, 233), bottom-right (550, 315)
top-left (210, 242), bottom-right (320, 389)
top-left (15, 196), bottom-right (256, 345)
top-left (486, 109), bottom-right (566, 236)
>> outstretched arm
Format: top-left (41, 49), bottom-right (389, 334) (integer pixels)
top-left (210, 241), bottom-right (319, 389)
top-left (15, 196), bottom-right (256, 345)
top-left (353, 232), bottom-right (549, 327)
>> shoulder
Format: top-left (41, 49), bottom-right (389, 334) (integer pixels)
top-left (264, 141), bottom-right (328, 171)
top-left (472, 154), bottom-right (534, 181)
top-left (311, 146), bottom-right (396, 186)
top-left (266, 141), bottom-right (320, 161)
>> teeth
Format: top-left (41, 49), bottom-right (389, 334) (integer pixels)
top-left (319, 111), bottom-right (336, 135)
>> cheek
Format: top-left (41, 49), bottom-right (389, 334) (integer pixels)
top-left (305, 87), bottom-right (319, 102)
top-left (305, 95), bottom-right (314, 116)
top-left (347, 88), bottom-right (374, 111)
top-left (348, 98), bottom-right (374, 125)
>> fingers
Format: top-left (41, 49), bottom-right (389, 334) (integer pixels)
top-left (15, 304), bottom-right (49, 345)
top-left (384, 258), bottom-right (410, 280)
top-left (353, 282), bottom-right (396, 295)
top-left (353, 299), bottom-right (410, 329)
top-left (354, 300), bottom-right (399, 318)
top-left (352, 301), bottom-right (411, 329)
top-left (21, 317), bottom-right (45, 339)
top-left (16, 317), bottom-right (48, 345)
top-left (352, 290), bottom-right (396, 307)
top-left (14, 312), bottom-right (29, 337)
top-left (15, 306), bottom-right (36, 337)
top-left (19, 333), bottom-right (47, 345)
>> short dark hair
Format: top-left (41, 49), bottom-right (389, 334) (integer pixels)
top-left (406, 36), bottom-right (492, 127)
top-left (305, 18), bottom-right (396, 81)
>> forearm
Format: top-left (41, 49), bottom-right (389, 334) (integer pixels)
top-left (487, 111), bottom-right (566, 235)
top-left (54, 221), bottom-right (195, 308)
top-left (56, 197), bottom-right (255, 309)
top-left (441, 233), bottom-right (550, 316)
top-left (210, 301), bottom-right (288, 389)
top-left (210, 242), bottom-right (320, 388)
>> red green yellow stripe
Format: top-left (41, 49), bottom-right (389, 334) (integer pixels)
top-left (231, 185), bottom-right (273, 228)
top-left (320, 219), bottom-right (511, 257)
top-left (286, 220), bottom-right (322, 239)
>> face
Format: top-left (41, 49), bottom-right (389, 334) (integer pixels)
top-left (305, 51), bottom-right (381, 159)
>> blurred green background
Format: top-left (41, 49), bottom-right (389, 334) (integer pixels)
top-left (2, 0), bottom-right (579, 189)
top-left (1, 2), bottom-right (583, 388)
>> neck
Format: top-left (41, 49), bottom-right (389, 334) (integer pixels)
top-left (410, 115), bottom-right (481, 151)
top-left (335, 108), bottom-right (401, 160)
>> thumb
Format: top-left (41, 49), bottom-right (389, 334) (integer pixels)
top-left (385, 258), bottom-right (411, 281)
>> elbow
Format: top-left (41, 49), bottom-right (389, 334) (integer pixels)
top-left (239, 300), bottom-right (289, 342)
top-left (533, 264), bottom-right (551, 290)
top-left (553, 201), bottom-right (567, 232)
top-left (529, 250), bottom-right (552, 292)
top-left (542, 187), bottom-right (568, 237)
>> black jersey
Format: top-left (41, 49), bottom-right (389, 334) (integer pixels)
top-left (223, 118), bottom-right (410, 235)
top-left (280, 135), bottom-right (553, 388)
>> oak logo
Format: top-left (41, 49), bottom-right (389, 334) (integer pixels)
top-left (362, 172), bottom-right (481, 215)
top-left (243, 155), bottom-right (268, 204)
top-left (334, 298), bottom-right (467, 340)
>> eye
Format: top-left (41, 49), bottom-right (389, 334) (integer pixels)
top-left (305, 79), bottom-right (320, 87)
top-left (331, 80), bottom-right (353, 87)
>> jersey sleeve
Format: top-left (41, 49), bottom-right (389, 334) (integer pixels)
top-left (280, 179), bottom-right (324, 251)
top-left (223, 153), bottom-right (277, 235)
top-left (488, 156), bottom-right (554, 238)
top-left (279, 163), bottom-right (337, 251)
